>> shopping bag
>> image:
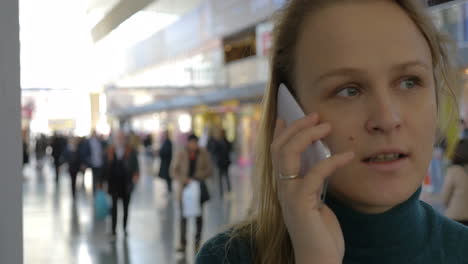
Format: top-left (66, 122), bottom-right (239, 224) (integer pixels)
top-left (95, 190), bottom-right (110, 220)
top-left (182, 180), bottom-right (201, 218)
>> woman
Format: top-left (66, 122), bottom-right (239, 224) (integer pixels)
top-left (171, 134), bottom-right (213, 253)
top-left (196, 0), bottom-right (468, 263)
top-left (442, 139), bottom-right (468, 226)
top-left (106, 131), bottom-right (139, 238)
top-left (213, 129), bottom-right (233, 197)
top-left (64, 136), bottom-right (81, 200)
top-left (158, 130), bottom-right (173, 193)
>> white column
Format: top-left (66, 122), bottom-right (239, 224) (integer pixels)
top-left (0, 0), bottom-right (22, 263)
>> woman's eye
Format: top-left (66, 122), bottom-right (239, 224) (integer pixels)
top-left (400, 77), bottom-right (420, 90)
top-left (337, 87), bottom-right (360, 97)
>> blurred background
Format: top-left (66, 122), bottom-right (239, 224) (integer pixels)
top-left (17, 0), bottom-right (468, 263)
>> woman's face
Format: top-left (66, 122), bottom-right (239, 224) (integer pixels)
top-left (294, 1), bottom-right (437, 213)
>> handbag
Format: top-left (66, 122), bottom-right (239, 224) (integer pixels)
top-left (182, 180), bottom-right (201, 218)
top-left (94, 190), bottom-right (110, 220)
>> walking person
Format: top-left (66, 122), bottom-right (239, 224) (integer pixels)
top-left (442, 139), bottom-right (468, 226)
top-left (76, 137), bottom-right (91, 190)
top-left (214, 129), bottom-right (233, 197)
top-left (206, 129), bottom-right (218, 163)
top-left (171, 134), bottom-right (213, 253)
top-left (143, 134), bottom-right (153, 157)
top-left (106, 131), bottom-right (139, 239)
top-left (158, 130), bottom-right (173, 193)
top-left (22, 129), bottom-right (30, 168)
top-left (429, 134), bottom-right (447, 193)
top-left (51, 132), bottom-right (66, 183)
top-left (64, 136), bottom-right (81, 200)
top-left (89, 130), bottom-right (106, 195)
top-left (35, 134), bottom-right (47, 170)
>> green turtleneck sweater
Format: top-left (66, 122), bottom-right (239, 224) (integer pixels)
top-left (195, 188), bottom-right (468, 263)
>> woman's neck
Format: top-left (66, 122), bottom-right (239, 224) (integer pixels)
top-left (326, 187), bottom-right (429, 261)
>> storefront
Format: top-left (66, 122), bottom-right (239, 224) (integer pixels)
top-left (237, 103), bottom-right (262, 167)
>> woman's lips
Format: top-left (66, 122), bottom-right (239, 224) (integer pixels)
top-left (361, 154), bottom-right (410, 173)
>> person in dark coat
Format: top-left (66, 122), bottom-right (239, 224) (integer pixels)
top-left (214, 129), bottom-right (233, 197)
top-left (23, 141), bottom-right (29, 166)
top-left (51, 132), bottom-right (66, 183)
top-left (64, 136), bottom-right (82, 200)
top-left (77, 137), bottom-right (91, 172)
top-left (158, 130), bottom-right (173, 193)
top-left (22, 129), bottom-right (29, 167)
top-left (143, 134), bottom-right (153, 157)
top-left (35, 134), bottom-right (48, 170)
top-left (206, 130), bottom-right (218, 163)
top-left (106, 131), bottom-right (139, 238)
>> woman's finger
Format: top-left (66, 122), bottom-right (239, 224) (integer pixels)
top-left (273, 113), bottom-right (319, 149)
top-left (282, 123), bottom-right (331, 156)
top-left (277, 152), bottom-right (354, 209)
top-left (303, 152), bottom-right (355, 192)
top-left (276, 123), bottom-right (331, 176)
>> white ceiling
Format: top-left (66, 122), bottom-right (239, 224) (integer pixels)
top-left (86, 0), bottom-right (120, 12)
top-left (85, 0), bottom-right (203, 31)
top-left (145, 0), bottom-right (204, 15)
top-left (85, 0), bottom-right (121, 28)
top-left (19, 0), bottom-right (206, 89)
top-left (86, 0), bottom-right (204, 17)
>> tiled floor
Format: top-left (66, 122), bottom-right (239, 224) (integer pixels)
top-left (23, 155), bottom-right (253, 264)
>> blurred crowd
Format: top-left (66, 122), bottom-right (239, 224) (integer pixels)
top-left (21, 126), bottom-right (235, 254)
top-left (19, 117), bottom-right (468, 256)
top-left (23, 115), bottom-right (468, 252)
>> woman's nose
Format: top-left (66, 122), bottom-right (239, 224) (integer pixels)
top-left (365, 95), bottom-right (402, 134)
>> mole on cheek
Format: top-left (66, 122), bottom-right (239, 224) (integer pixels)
top-left (349, 136), bottom-right (355, 141)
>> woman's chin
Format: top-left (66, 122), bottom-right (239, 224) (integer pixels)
top-left (329, 178), bottom-right (422, 214)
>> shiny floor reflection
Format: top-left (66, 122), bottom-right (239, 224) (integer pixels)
top-left (23, 156), bottom-right (252, 264)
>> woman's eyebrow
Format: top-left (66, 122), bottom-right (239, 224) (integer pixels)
top-left (313, 60), bottom-right (431, 85)
top-left (391, 60), bottom-right (431, 73)
top-left (314, 68), bottom-right (363, 85)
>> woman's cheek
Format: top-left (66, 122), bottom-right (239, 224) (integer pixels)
top-left (322, 121), bottom-right (359, 154)
top-left (319, 104), bottom-right (363, 152)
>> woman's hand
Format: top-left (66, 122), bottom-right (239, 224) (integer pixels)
top-left (271, 113), bottom-right (354, 264)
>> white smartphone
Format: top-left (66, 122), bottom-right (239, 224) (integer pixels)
top-left (277, 83), bottom-right (331, 203)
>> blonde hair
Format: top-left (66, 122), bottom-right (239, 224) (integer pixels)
top-left (229, 0), bottom-right (459, 263)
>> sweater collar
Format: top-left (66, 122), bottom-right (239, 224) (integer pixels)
top-left (326, 187), bottom-right (431, 262)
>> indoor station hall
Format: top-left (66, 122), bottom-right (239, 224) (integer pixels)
top-left (4, 0), bottom-right (468, 263)
top-left (23, 153), bottom-right (253, 263)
